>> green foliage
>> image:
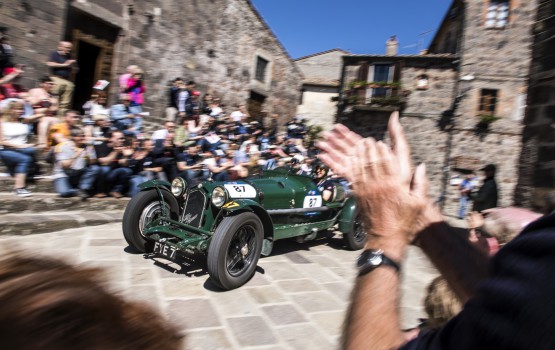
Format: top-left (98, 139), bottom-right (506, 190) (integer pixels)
top-left (369, 96), bottom-right (405, 106)
top-left (478, 114), bottom-right (501, 124)
top-left (306, 124), bottom-right (324, 147)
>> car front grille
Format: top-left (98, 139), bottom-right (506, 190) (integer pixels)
top-left (180, 190), bottom-right (206, 228)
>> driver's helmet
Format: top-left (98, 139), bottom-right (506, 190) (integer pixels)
top-left (312, 162), bottom-right (329, 178)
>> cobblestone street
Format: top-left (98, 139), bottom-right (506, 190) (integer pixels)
top-left (0, 222), bottom-right (439, 349)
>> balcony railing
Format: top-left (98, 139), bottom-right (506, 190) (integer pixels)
top-left (343, 81), bottom-right (408, 108)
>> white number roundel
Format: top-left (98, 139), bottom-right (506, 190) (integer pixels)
top-left (224, 184), bottom-right (257, 198)
top-left (303, 195), bottom-right (322, 208)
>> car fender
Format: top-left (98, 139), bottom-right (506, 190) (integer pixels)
top-left (138, 179), bottom-right (171, 190)
top-left (220, 199), bottom-right (274, 241)
top-left (338, 196), bottom-right (357, 233)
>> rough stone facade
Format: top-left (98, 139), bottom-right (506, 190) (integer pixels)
top-left (295, 49), bottom-right (348, 130)
top-left (338, 55), bottom-right (457, 203)
top-left (515, 0), bottom-right (555, 210)
top-left (0, 0), bottom-right (302, 126)
top-left (338, 0), bottom-right (539, 216)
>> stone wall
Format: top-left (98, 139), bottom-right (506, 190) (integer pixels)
top-left (401, 65), bottom-right (457, 117)
top-left (295, 49), bottom-right (346, 130)
top-left (297, 85), bottom-right (338, 130)
top-left (0, 0), bottom-right (302, 127)
top-left (515, 0), bottom-right (555, 210)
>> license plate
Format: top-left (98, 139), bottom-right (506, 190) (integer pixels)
top-left (153, 242), bottom-right (177, 260)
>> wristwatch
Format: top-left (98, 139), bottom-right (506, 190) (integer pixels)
top-left (356, 249), bottom-right (400, 276)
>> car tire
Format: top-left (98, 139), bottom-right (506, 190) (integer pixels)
top-left (122, 189), bottom-right (179, 253)
top-left (344, 213), bottom-right (367, 250)
top-left (207, 212), bottom-right (264, 290)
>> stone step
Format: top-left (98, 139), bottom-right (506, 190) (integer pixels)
top-left (0, 192), bottom-right (129, 213)
top-left (0, 175), bottom-right (55, 192)
top-left (0, 209), bottom-right (124, 236)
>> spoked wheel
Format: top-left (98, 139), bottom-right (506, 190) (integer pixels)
top-left (344, 213), bottom-right (367, 250)
top-left (122, 190), bottom-right (179, 252)
top-left (207, 212), bottom-right (263, 290)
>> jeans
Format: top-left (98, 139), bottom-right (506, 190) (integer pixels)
top-left (54, 165), bottom-right (100, 197)
top-left (106, 167), bottom-right (133, 194)
top-left (114, 117), bottom-right (143, 136)
top-left (0, 148), bottom-right (36, 174)
top-left (128, 175), bottom-right (146, 197)
top-left (458, 196), bottom-right (470, 219)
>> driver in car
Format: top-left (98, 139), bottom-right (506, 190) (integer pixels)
top-left (312, 163), bottom-right (334, 202)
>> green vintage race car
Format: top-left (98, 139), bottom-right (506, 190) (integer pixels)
top-left (122, 168), bottom-right (366, 290)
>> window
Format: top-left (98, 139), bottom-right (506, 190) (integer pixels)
top-left (416, 75), bottom-right (429, 90)
top-left (372, 64), bottom-right (393, 98)
top-left (486, 1), bottom-right (510, 29)
top-left (478, 89), bottom-right (498, 115)
top-left (255, 56), bottom-right (269, 82)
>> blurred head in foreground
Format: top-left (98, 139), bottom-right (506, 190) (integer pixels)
top-left (0, 252), bottom-right (182, 350)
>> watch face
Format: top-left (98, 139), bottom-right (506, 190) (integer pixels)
top-left (357, 250), bottom-right (384, 268)
top-left (369, 255), bottom-right (383, 266)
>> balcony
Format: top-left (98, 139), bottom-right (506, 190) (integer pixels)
top-left (342, 81), bottom-right (408, 110)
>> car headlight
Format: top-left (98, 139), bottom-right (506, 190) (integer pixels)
top-left (211, 186), bottom-right (227, 207)
top-left (171, 177), bottom-right (187, 197)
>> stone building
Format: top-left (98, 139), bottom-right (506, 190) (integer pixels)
top-left (337, 0), bottom-right (539, 215)
top-left (515, 0), bottom-right (555, 210)
top-left (0, 0), bottom-right (302, 125)
top-left (295, 48), bottom-right (348, 130)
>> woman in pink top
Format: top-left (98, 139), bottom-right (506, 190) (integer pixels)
top-left (125, 68), bottom-right (146, 109)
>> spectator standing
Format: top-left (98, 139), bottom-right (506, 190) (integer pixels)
top-left (46, 41), bottom-right (77, 116)
top-left (0, 100), bottom-right (37, 196)
top-left (458, 172), bottom-right (476, 219)
top-left (166, 77), bottom-right (182, 121)
top-left (119, 65), bottom-right (138, 93)
top-left (52, 127), bottom-right (98, 199)
top-left (471, 163), bottom-right (498, 213)
top-left (124, 69), bottom-right (145, 111)
top-left (0, 32), bottom-right (14, 72)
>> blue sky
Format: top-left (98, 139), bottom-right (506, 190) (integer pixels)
top-left (250, 0), bottom-right (453, 59)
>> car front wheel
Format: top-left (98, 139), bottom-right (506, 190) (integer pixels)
top-left (207, 212), bottom-right (263, 290)
top-left (122, 189), bottom-right (179, 253)
top-left (344, 213), bottom-right (367, 250)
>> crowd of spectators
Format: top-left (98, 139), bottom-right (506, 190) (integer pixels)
top-left (0, 36), bottom-right (320, 198)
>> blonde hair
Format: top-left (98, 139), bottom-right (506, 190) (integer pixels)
top-left (1, 100), bottom-right (24, 121)
top-left (424, 276), bottom-right (462, 329)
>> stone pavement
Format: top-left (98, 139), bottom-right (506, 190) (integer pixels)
top-left (0, 223), bottom-right (440, 350)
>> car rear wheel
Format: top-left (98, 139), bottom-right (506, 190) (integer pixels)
top-left (207, 212), bottom-right (263, 290)
top-left (344, 213), bottom-right (367, 250)
top-left (122, 189), bottom-right (179, 253)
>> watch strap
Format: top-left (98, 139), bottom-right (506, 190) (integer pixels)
top-left (358, 249), bottom-right (401, 276)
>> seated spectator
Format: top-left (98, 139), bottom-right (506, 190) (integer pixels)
top-left (82, 91), bottom-right (99, 116)
top-left (94, 130), bottom-right (133, 198)
top-left (152, 131), bottom-right (178, 181)
top-left (203, 148), bottom-right (234, 182)
top-left (0, 100), bottom-right (37, 196)
top-left (88, 91), bottom-right (110, 118)
top-left (27, 76), bottom-right (59, 147)
top-left (198, 130), bottom-right (224, 153)
top-left (209, 97), bottom-right (223, 118)
top-left (52, 127), bottom-right (99, 199)
top-left (47, 110), bottom-right (80, 149)
top-left (110, 93), bottom-right (142, 136)
top-left (176, 144), bottom-right (204, 184)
